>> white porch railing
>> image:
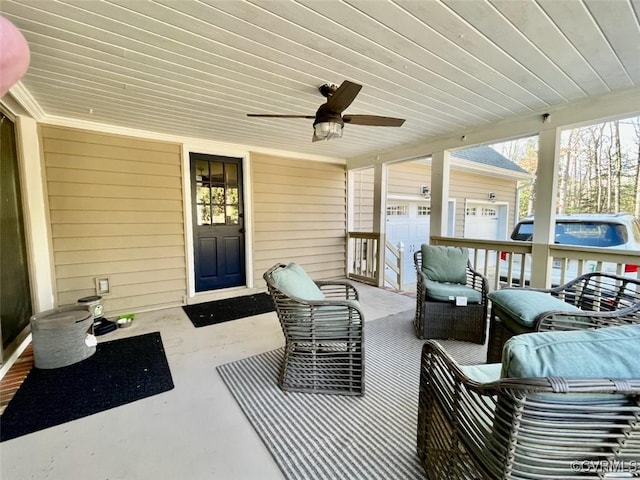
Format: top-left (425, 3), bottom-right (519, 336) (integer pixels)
top-left (348, 232), bottom-right (640, 291)
top-left (430, 236), bottom-right (640, 290)
top-left (346, 232), bottom-right (382, 286)
top-left (384, 239), bottom-right (405, 290)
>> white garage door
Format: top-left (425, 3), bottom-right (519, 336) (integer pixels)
top-left (465, 203), bottom-right (500, 240)
top-left (385, 201), bottom-right (454, 286)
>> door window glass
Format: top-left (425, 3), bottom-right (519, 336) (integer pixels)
top-left (195, 159), bottom-right (241, 226)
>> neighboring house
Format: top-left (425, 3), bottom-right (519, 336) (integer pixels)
top-left (351, 146), bottom-right (531, 283)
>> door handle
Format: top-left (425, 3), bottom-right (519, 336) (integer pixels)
top-left (239, 228), bottom-right (245, 233)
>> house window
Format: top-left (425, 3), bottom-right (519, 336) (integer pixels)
top-left (466, 207), bottom-right (477, 216)
top-left (482, 208), bottom-right (497, 216)
top-left (387, 205), bottom-right (408, 216)
top-left (417, 205), bottom-right (430, 216)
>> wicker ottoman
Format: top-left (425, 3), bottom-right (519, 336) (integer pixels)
top-left (30, 306), bottom-right (96, 369)
top-left (415, 301), bottom-right (486, 344)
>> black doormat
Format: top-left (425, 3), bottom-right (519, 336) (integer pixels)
top-left (183, 293), bottom-right (275, 328)
top-left (0, 332), bottom-right (174, 442)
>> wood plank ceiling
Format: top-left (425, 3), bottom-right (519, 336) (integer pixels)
top-left (2, 0), bottom-right (640, 160)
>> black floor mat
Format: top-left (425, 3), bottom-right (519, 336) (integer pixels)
top-left (1, 332), bottom-right (174, 442)
top-left (182, 293), bottom-right (275, 328)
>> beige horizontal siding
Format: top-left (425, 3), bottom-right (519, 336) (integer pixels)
top-left (49, 196), bottom-right (182, 212)
top-left (57, 268), bottom-right (186, 293)
top-left (48, 182), bottom-right (183, 200)
top-left (53, 235), bottom-right (184, 251)
top-left (45, 152), bottom-right (182, 176)
top-left (55, 257), bottom-right (186, 279)
top-left (251, 152), bottom-right (347, 286)
top-left (42, 138), bottom-right (179, 164)
top-left (41, 125), bottom-right (186, 316)
top-left (450, 171), bottom-right (516, 233)
top-left (52, 223), bottom-right (184, 238)
top-left (351, 169), bottom-right (375, 231)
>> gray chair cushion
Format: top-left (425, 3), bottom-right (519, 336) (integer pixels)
top-left (421, 245), bottom-right (468, 284)
top-left (424, 278), bottom-right (482, 303)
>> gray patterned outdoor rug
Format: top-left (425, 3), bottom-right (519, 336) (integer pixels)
top-left (217, 310), bottom-right (487, 480)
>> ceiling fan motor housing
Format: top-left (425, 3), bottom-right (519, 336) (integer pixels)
top-left (318, 82), bottom-right (339, 98)
top-left (313, 103), bottom-right (344, 127)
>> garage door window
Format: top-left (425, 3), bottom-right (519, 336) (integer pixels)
top-left (418, 205), bottom-right (430, 216)
top-left (482, 208), bottom-right (497, 217)
top-left (387, 205), bottom-right (408, 216)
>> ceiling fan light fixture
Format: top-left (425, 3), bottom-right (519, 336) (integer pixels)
top-left (314, 121), bottom-right (343, 140)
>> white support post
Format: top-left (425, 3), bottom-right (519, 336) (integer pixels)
top-left (372, 163), bottom-right (388, 286)
top-left (430, 150), bottom-right (451, 239)
top-left (530, 127), bottom-right (562, 288)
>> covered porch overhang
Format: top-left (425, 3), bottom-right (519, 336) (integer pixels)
top-left (345, 87), bottom-right (640, 290)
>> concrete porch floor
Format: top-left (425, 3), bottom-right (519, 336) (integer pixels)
top-left (0, 282), bottom-right (416, 480)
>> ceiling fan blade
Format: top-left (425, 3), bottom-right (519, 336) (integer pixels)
top-left (325, 80), bottom-right (362, 113)
top-left (343, 115), bottom-right (405, 127)
top-left (247, 114), bottom-right (315, 119)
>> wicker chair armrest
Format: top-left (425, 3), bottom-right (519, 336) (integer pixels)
top-left (286, 298), bottom-right (363, 321)
top-left (465, 264), bottom-right (489, 297)
top-left (536, 306), bottom-right (640, 331)
top-left (284, 296), bottom-right (362, 309)
top-left (421, 341), bottom-right (640, 395)
top-left (421, 341), bottom-right (500, 393)
top-left (315, 281), bottom-right (360, 301)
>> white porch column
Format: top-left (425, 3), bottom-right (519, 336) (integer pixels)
top-left (372, 163), bottom-right (388, 286)
top-left (16, 115), bottom-right (55, 312)
top-left (430, 150), bottom-right (451, 239)
top-left (530, 126), bottom-right (562, 288)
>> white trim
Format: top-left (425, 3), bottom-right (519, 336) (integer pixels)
top-left (465, 199), bottom-right (509, 208)
top-left (181, 145), bottom-right (195, 299)
top-left (387, 194), bottom-right (431, 202)
top-left (243, 152), bottom-right (254, 290)
top-left (15, 116), bottom-right (55, 312)
top-left (0, 334), bottom-right (32, 380)
top-left (8, 82), bottom-right (46, 120)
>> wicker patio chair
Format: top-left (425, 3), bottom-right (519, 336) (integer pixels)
top-left (487, 272), bottom-right (640, 363)
top-left (417, 325), bottom-right (640, 479)
top-left (263, 262), bottom-right (364, 396)
top-left (414, 245), bottom-right (489, 344)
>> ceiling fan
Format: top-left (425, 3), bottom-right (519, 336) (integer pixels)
top-left (247, 80), bottom-right (406, 142)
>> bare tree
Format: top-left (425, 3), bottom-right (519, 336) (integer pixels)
top-left (558, 130), bottom-right (576, 214)
top-left (634, 118), bottom-right (640, 218)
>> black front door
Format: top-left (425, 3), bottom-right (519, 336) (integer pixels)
top-left (190, 153), bottom-right (245, 291)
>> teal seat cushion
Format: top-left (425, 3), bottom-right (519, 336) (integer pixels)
top-left (488, 289), bottom-right (581, 328)
top-left (501, 324), bottom-right (640, 379)
top-left (424, 278), bottom-right (482, 304)
top-left (270, 263), bottom-right (325, 301)
top-left (421, 245), bottom-right (468, 284)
